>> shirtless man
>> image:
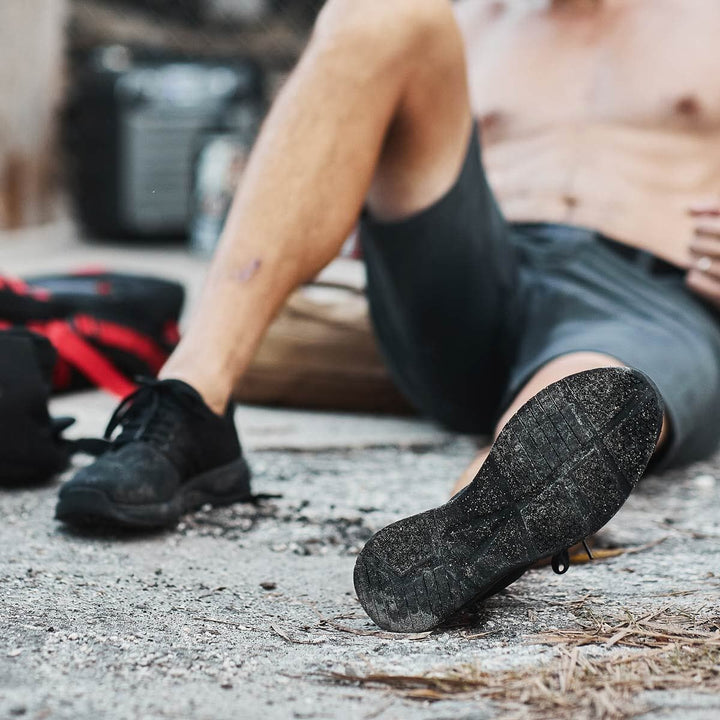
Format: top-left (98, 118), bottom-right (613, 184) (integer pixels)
top-left (56, 0), bottom-right (720, 632)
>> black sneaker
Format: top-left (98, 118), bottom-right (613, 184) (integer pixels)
top-left (354, 367), bottom-right (663, 633)
top-left (55, 379), bottom-right (252, 529)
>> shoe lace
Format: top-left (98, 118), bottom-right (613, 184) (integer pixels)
top-left (103, 378), bottom-right (199, 448)
top-left (551, 539), bottom-right (594, 575)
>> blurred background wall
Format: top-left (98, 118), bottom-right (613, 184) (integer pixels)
top-left (0, 0), bottom-right (68, 229)
top-left (0, 0), bottom-right (323, 235)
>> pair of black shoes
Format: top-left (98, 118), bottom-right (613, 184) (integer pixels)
top-left (55, 366), bottom-right (662, 634)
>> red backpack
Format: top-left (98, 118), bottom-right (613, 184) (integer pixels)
top-left (0, 271), bottom-right (184, 397)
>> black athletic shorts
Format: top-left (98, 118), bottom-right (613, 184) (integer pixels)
top-left (359, 125), bottom-right (720, 468)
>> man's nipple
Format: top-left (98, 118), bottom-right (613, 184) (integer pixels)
top-left (480, 110), bottom-right (506, 135)
top-left (674, 94), bottom-right (702, 118)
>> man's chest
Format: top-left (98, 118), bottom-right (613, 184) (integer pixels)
top-left (458, 0), bottom-right (720, 142)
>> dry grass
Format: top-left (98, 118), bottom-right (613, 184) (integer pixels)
top-left (327, 607), bottom-right (720, 719)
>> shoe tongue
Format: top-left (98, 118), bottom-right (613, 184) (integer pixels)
top-left (109, 379), bottom-right (205, 446)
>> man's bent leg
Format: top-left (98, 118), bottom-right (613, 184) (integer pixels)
top-left (452, 352), bottom-right (671, 495)
top-left (56, 0), bottom-right (475, 529)
top-left (161, 0), bottom-right (473, 413)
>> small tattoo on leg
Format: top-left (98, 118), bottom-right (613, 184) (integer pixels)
top-left (232, 258), bottom-right (263, 283)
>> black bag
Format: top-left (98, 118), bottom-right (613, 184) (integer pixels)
top-left (0, 272), bottom-right (184, 397)
top-left (0, 330), bottom-right (71, 485)
top-left (0, 271), bottom-right (185, 484)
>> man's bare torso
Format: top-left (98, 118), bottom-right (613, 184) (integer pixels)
top-left (455, 0), bottom-right (720, 268)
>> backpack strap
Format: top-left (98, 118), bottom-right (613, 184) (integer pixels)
top-left (34, 320), bottom-right (137, 398)
top-left (64, 437), bottom-right (112, 456)
top-left (72, 314), bottom-right (168, 372)
top-left (50, 418), bottom-right (112, 458)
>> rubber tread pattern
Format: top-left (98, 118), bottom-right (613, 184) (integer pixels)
top-left (353, 368), bottom-right (663, 633)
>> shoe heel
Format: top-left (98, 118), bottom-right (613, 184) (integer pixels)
top-left (181, 457), bottom-right (252, 510)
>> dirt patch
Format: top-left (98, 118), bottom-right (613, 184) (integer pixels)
top-left (180, 498), bottom-right (375, 555)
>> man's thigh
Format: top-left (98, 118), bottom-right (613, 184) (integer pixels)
top-left (360, 125), bottom-right (522, 434)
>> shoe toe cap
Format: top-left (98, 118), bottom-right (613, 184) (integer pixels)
top-left (59, 444), bottom-right (180, 506)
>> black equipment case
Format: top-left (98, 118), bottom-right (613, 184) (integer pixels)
top-left (64, 46), bottom-right (264, 239)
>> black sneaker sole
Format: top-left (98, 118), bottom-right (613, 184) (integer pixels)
top-left (353, 367), bottom-right (663, 633)
top-left (55, 458), bottom-right (252, 529)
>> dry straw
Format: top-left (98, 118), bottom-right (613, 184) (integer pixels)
top-left (328, 606), bottom-right (720, 719)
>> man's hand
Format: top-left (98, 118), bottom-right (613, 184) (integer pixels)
top-left (686, 199), bottom-right (720, 309)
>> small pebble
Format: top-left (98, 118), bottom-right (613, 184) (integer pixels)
top-left (694, 474), bottom-right (716, 490)
top-left (260, 582), bottom-right (277, 591)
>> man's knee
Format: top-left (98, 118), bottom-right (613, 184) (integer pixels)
top-left (311, 0), bottom-right (457, 64)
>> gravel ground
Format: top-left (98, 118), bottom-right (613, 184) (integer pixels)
top-left (1, 439), bottom-right (719, 720)
top-left (1, 223), bottom-right (719, 719)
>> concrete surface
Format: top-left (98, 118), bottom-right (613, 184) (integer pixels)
top-left (1, 223), bottom-right (719, 720)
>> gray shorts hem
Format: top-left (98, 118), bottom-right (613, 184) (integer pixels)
top-left (502, 344), bottom-right (709, 471)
